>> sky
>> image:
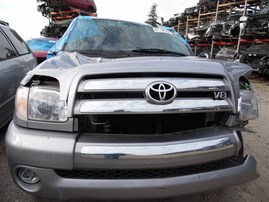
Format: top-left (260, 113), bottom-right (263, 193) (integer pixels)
top-left (0, 0), bottom-right (198, 40)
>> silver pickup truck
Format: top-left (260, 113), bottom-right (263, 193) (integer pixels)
top-left (5, 16), bottom-right (260, 200)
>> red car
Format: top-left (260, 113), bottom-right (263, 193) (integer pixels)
top-left (26, 37), bottom-right (58, 64)
top-left (65, 0), bottom-right (97, 13)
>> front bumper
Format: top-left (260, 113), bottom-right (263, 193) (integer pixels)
top-left (5, 121), bottom-right (259, 199)
top-left (11, 156), bottom-right (258, 200)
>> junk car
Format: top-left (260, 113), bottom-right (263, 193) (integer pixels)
top-left (26, 37), bottom-right (58, 64)
top-left (6, 16), bottom-right (260, 200)
top-left (240, 43), bottom-right (269, 73)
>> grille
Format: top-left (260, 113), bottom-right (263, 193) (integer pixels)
top-left (75, 77), bottom-right (231, 112)
top-left (77, 91), bottom-right (219, 100)
top-left (77, 113), bottom-right (225, 134)
top-left (55, 157), bottom-right (245, 180)
top-left (74, 76), bottom-right (232, 134)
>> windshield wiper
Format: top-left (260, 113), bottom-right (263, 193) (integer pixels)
top-left (78, 50), bottom-right (134, 58)
top-left (131, 48), bottom-right (187, 56)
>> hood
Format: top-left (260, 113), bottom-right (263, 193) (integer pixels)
top-left (23, 51), bottom-right (252, 100)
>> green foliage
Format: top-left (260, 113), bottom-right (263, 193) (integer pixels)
top-left (145, 3), bottom-right (160, 26)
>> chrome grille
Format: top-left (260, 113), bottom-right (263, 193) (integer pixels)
top-left (78, 77), bottom-right (228, 92)
top-left (74, 76), bottom-right (232, 134)
top-left (74, 77), bottom-right (232, 115)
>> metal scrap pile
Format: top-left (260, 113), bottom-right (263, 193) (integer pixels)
top-left (164, 0), bottom-right (269, 40)
top-left (36, 0), bottom-right (97, 38)
top-left (163, 0), bottom-right (269, 75)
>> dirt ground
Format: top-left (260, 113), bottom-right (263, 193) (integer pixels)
top-left (0, 75), bottom-right (268, 202)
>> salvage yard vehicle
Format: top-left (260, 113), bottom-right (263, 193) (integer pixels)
top-left (215, 47), bottom-right (238, 61)
top-left (6, 16), bottom-right (260, 200)
top-left (26, 37), bottom-right (58, 64)
top-left (240, 43), bottom-right (269, 73)
top-left (205, 12), bottom-right (242, 38)
top-left (242, 4), bottom-right (269, 37)
top-left (0, 21), bottom-right (36, 129)
top-left (65, 0), bottom-right (97, 13)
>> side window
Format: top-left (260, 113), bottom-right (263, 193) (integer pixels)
top-left (0, 31), bottom-right (16, 61)
top-left (1, 27), bottom-right (30, 55)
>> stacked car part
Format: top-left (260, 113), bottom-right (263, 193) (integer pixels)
top-left (36, 0), bottom-right (97, 38)
top-left (164, 0), bottom-right (269, 74)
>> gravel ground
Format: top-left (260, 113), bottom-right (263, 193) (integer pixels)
top-left (0, 75), bottom-right (269, 202)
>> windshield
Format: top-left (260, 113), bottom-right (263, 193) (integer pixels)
top-left (58, 17), bottom-right (191, 57)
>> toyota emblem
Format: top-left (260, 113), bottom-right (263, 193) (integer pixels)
top-left (145, 81), bottom-right (177, 104)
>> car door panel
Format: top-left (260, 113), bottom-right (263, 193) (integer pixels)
top-left (0, 26), bottom-right (36, 128)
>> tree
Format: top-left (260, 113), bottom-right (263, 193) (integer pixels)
top-left (145, 3), bottom-right (160, 26)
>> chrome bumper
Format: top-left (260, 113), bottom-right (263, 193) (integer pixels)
top-left (6, 121), bottom-right (241, 170)
top-left (74, 127), bottom-right (241, 169)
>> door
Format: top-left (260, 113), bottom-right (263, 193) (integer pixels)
top-left (0, 27), bottom-right (36, 128)
top-left (0, 29), bottom-right (19, 127)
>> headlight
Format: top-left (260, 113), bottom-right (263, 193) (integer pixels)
top-left (28, 87), bottom-right (67, 122)
top-left (15, 86), bottom-right (29, 121)
top-left (238, 90), bottom-right (260, 121)
top-left (15, 86), bottom-right (67, 122)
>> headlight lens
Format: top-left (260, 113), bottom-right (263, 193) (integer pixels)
top-left (28, 87), bottom-right (67, 122)
top-left (15, 86), bottom-right (29, 121)
top-left (15, 86), bottom-right (67, 122)
top-left (238, 90), bottom-right (260, 121)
